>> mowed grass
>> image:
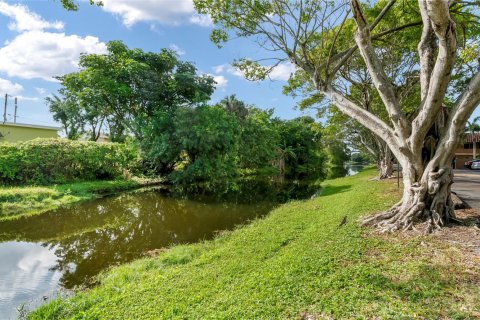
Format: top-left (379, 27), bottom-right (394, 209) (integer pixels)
top-left (0, 179), bottom-right (153, 221)
top-left (30, 169), bottom-right (480, 319)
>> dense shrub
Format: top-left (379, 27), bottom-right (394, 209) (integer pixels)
top-left (0, 139), bottom-right (137, 185)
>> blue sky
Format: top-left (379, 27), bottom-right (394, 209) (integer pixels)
top-left (0, 0), bottom-right (311, 127)
top-left (0, 0), bottom-right (478, 129)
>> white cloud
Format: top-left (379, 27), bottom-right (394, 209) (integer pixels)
top-left (169, 44), bottom-right (185, 55)
top-left (189, 14), bottom-right (212, 27)
top-left (213, 64), bottom-right (226, 74)
top-left (212, 75), bottom-right (228, 89)
top-left (0, 2), bottom-right (106, 81)
top-left (17, 95), bottom-right (39, 101)
top-left (0, 77), bottom-right (23, 95)
top-left (213, 64), bottom-right (244, 78)
top-left (0, 1), bottom-right (64, 32)
top-left (268, 62), bottom-right (296, 81)
top-left (100, 0), bottom-right (211, 27)
top-left (0, 31), bottom-right (107, 81)
top-left (35, 87), bottom-right (47, 95)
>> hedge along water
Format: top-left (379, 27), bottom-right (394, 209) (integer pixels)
top-left (0, 138), bottom-right (137, 185)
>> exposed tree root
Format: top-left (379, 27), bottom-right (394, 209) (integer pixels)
top-left (362, 167), bottom-right (455, 234)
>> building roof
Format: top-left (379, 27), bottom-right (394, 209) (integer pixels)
top-left (0, 122), bottom-right (61, 131)
top-left (465, 133), bottom-right (480, 143)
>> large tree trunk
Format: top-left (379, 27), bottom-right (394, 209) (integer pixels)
top-left (364, 160), bottom-right (455, 233)
top-left (378, 158), bottom-right (393, 180)
top-left (377, 142), bottom-right (393, 180)
top-left (364, 105), bottom-right (457, 233)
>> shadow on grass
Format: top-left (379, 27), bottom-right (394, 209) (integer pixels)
top-left (319, 184), bottom-right (352, 197)
top-left (354, 250), bottom-right (478, 317)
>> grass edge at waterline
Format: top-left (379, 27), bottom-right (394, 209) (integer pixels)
top-left (29, 169), bottom-right (480, 319)
top-left (0, 178), bottom-right (162, 221)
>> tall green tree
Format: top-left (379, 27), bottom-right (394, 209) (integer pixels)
top-left (218, 96), bottom-right (280, 173)
top-left (276, 117), bottom-right (325, 180)
top-left (195, 0), bottom-right (480, 232)
top-left (169, 105), bottom-right (240, 191)
top-left (46, 94), bottom-right (84, 140)
top-left (219, 95), bottom-right (249, 122)
top-left (237, 107), bottom-right (279, 172)
top-left (55, 41), bottom-right (215, 145)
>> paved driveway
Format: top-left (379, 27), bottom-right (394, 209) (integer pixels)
top-left (453, 169), bottom-right (480, 208)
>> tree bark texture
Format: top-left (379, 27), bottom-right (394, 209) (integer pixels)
top-left (339, 0), bottom-right (479, 232)
top-left (271, 0), bottom-right (480, 232)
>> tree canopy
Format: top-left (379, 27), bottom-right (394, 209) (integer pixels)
top-left (52, 41), bottom-right (215, 142)
top-left (50, 42), bottom-right (331, 192)
top-left (195, 0), bottom-right (480, 232)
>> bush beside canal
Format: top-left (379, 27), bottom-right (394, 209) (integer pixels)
top-left (0, 139), bottom-right (138, 185)
top-left (29, 169), bottom-right (480, 319)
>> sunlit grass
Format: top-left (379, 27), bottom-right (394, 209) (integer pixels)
top-left (29, 169), bottom-right (479, 319)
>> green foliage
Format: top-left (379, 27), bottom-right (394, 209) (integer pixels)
top-left (217, 96), bottom-right (279, 172)
top-left (46, 94), bottom-right (84, 140)
top-left (465, 116), bottom-right (480, 134)
top-left (325, 142), bottom-right (350, 179)
top-left (238, 108), bottom-right (279, 171)
top-left (351, 152), bottom-right (373, 164)
top-left (52, 41), bottom-right (328, 189)
top-left (322, 120), bottom-right (351, 179)
top-left (30, 170), bottom-right (480, 319)
top-left (276, 116), bottom-right (325, 179)
top-left (53, 41), bottom-right (215, 142)
top-left (0, 139), bottom-right (137, 185)
top-left (141, 94), bottom-right (326, 190)
top-left (59, 0), bottom-right (102, 11)
top-left (169, 105), bottom-right (240, 191)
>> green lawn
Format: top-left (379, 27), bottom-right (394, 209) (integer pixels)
top-left (29, 169), bottom-right (479, 319)
top-left (0, 178), bottom-right (158, 221)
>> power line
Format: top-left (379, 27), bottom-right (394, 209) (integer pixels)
top-left (3, 94), bottom-right (58, 127)
top-left (7, 114), bottom-right (58, 127)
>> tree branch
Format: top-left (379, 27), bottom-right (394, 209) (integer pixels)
top-left (417, 0), bottom-right (437, 101)
top-left (350, 0), bottom-right (409, 140)
top-left (328, 20), bottom-right (422, 80)
top-left (433, 71), bottom-right (480, 165)
top-left (324, 85), bottom-right (399, 153)
top-left (411, 0), bottom-right (457, 153)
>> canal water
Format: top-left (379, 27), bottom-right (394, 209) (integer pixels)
top-left (0, 180), bottom-right (319, 318)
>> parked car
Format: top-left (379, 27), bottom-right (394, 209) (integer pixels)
top-left (465, 159), bottom-right (480, 169)
top-left (471, 160), bottom-right (480, 170)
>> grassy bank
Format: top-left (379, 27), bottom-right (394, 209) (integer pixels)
top-left (0, 178), bottom-right (159, 221)
top-left (30, 170), bottom-right (479, 319)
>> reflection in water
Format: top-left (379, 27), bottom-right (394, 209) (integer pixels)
top-left (0, 179), bottom-right (318, 318)
top-left (326, 164), bottom-right (364, 179)
top-left (0, 242), bottom-right (61, 319)
top-left (345, 164), bottom-right (365, 177)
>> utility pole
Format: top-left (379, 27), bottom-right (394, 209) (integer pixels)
top-left (14, 97), bottom-right (17, 123)
top-left (3, 94), bottom-right (7, 124)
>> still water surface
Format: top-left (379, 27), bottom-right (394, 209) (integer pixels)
top-left (0, 180), bottom-right (321, 318)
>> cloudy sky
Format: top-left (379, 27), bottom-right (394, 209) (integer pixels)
top-left (0, 0), bottom-right (309, 127)
top-left (0, 1), bottom-right (478, 128)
